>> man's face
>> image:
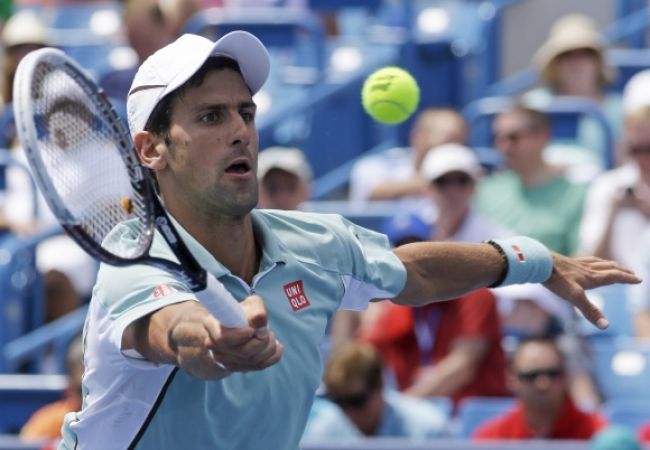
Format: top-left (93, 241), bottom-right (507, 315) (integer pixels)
top-left (509, 341), bottom-right (566, 408)
top-left (329, 385), bottom-right (383, 436)
top-left (259, 168), bottom-right (308, 211)
top-left (157, 68), bottom-right (259, 219)
top-left (427, 170), bottom-right (475, 213)
top-left (493, 112), bottom-right (546, 172)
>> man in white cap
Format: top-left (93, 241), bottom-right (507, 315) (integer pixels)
top-left (59, 31), bottom-right (640, 450)
top-left (257, 146), bottom-right (312, 210)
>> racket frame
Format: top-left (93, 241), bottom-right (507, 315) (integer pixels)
top-left (14, 47), bottom-right (210, 292)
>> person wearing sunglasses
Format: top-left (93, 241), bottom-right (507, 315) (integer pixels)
top-left (301, 341), bottom-right (448, 442)
top-left (474, 336), bottom-right (607, 440)
top-left (475, 104), bottom-right (588, 257)
top-left (579, 71), bottom-right (650, 338)
top-left (348, 107), bottom-right (467, 214)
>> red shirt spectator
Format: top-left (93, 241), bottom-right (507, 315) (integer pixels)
top-left (473, 396), bottom-right (606, 439)
top-left (361, 288), bottom-right (507, 405)
top-left (639, 423), bottom-right (650, 442)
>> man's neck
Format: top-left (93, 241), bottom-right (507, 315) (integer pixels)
top-left (172, 208), bottom-right (260, 285)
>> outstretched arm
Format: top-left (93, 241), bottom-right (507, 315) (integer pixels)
top-left (391, 240), bottom-right (641, 330)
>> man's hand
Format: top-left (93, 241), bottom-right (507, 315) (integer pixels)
top-left (543, 253), bottom-right (641, 329)
top-left (126, 295), bottom-right (283, 380)
top-left (205, 295), bottom-right (283, 374)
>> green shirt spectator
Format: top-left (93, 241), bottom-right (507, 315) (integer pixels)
top-left (476, 171), bottom-right (587, 256)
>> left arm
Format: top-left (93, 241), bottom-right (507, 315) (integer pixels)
top-left (390, 241), bottom-right (641, 329)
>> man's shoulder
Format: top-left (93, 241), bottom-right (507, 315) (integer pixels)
top-left (254, 209), bottom-right (352, 234)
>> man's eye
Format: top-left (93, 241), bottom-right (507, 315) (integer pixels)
top-left (241, 111), bottom-right (255, 123)
top-left (201, 111), bottom-right (220, 123)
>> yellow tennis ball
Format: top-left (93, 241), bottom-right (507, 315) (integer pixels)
top-left (361, 66), bottom-right (420, 125)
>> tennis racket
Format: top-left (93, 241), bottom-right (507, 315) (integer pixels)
top-left (13, 47), bottom-right (247, 328)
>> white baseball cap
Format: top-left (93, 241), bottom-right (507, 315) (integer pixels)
top-left (622, 69), bottom-right (650, 116)
top-left (127, 31), bottom-right (270, 136)
top-left (257, 146), bottom-right (313, 182)
top-left (420, 143), bottom-right (483, 181)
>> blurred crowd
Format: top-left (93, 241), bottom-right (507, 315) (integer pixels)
top-left (1, 1), bottom-right (650, 449)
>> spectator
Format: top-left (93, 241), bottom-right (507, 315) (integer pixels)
top-left (0, 12), bottom-right (95, 323)
top-left (577, 73), bottom-right (650, 276)
top-left (257, 146), bottom-right (312, 210)
top-left (493, 284), bottom-right (602, 410)
top-left (20, 335), bottom-right (84, 441)
top-left (473, 336), bottom-right (607, 440)
top-left (349, 107), bottom-right (467, 211)
top-left (360, 287), bottom-right (508, 406)
top-left (100, 0), bottom-right (176, 101)
top-left (524, 13), bottom-right (621, 166)
top-left (0, 9), bottom-right (49, 140)
top-left (605, 71), bottom-right (650, 338)
top-left (475, 104), bottom-right (587, 256)
top-left (302, 341), bottom-right (448, 441)
top-left (420, 143), bottom-right (510, 242)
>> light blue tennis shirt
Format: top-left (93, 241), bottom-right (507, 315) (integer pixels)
top-left (60, 209), bottom-right (406, 450)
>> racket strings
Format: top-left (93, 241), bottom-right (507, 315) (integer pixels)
top-left (30, 62), bottom-right (150, 258)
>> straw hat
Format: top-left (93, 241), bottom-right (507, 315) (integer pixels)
top-left (533, 14), bottom-right (612, 85)
top-left (1, 10), bottom-right (48, 48)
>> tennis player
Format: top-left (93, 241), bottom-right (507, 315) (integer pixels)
top-left (59, 31), bottom-right (640, 449)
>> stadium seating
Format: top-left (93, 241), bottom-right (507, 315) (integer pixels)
top-left (576, 284), bottom-right (634, 338)
top-left (591, 337), bottom-right (650, 401)
top-left (17, 2), bottom-right (135, 81)
top-left (0, 374), bottom-right (65, 434)
top-left (603, 398), bottom-right (650, 430)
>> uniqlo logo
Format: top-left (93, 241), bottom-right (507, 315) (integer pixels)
top-left (283, 280), bottom-right (311, 312)
top-left (152, 284), bottom-right (176, 298)
top-left (511, 245), bottom-right (526, 262)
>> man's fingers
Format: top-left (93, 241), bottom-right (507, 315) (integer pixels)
top-left (592, 269), bottom-right (642, 286)
top-left (240, 295), bottom-right (269, 330)
top-left (224, 340), bottom-right (284, 372)
top-left (213, 330), bottom-right (282, 367)
top-left (571, 286), bottom-right (609, 330)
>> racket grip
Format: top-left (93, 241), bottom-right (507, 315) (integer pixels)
top-left (195, 274), bottom-right (248, 328)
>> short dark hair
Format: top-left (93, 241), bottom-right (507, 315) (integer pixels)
top-left (144, 56), bottom-right (246, 139)
top-left (508, 103), bottom-right (551, 133)
top-left (323, 341), bottom-right (383, 397)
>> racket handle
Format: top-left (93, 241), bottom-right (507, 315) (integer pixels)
top-left (195, 273), bottom-right (248, 328)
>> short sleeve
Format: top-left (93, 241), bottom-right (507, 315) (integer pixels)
top-left (335, 218), bottom-right (407, 311)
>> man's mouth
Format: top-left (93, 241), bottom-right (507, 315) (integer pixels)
top-left (225, 159), bottom-right (251, 174)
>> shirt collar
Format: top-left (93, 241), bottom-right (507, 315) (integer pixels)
top-left (166, 210), bottom-right (286, 279)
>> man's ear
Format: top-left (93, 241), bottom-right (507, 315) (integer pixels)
top-left (134, 131), bottom-right (166, 170)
